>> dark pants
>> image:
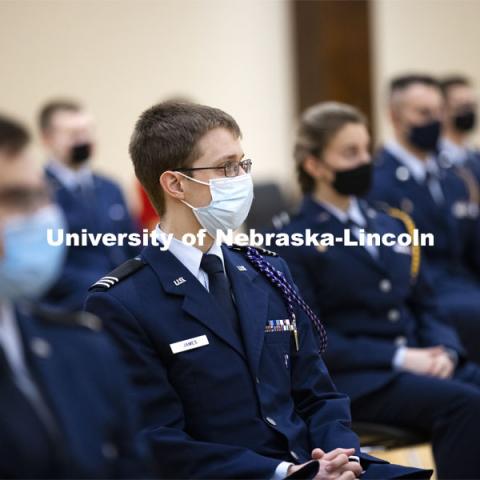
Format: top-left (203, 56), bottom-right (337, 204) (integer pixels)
top-left (351, 362), bottom-right (480, 479)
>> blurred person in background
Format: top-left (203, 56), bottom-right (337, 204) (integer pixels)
top-left (39, 99), bottom-right (139, 311)
top-left (0, 114), bottom-right (150, 478)
top-left (272, 102), bottom-right (480, 480)
top-left (367, 74), bottom-right (480, 363)
top-left (439, 75), bottom-right (480, 299)
top-left (440, 74), bottom-right (480, 181)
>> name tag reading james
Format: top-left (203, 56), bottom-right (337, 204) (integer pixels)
top-left (170, 335), bottom-right (209, 354)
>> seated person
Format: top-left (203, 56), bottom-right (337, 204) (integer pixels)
top-left (39, 99), bottom-right (139, 311)
top-left (272, 101), bottom-right (480, 480)
top-left (440, 74), bottom-right (480, 182)
top-left (0, 114), bottom-right (149, 478)
top-left (86, 101), bottom-right (429, 479)
top-left (368, 74), bottom-right (480, 362)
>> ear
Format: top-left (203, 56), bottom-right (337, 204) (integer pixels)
top-left (302, 154), bottom-right (329, 182)
top-left (159, 171), bottom-right (187, 201)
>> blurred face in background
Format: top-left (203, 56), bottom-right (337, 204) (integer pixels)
top-left (0, 147), bottom-right (49, 242)
top-left (0, 145), bottom-right (66, 302)
top-left (41, 109), bottom-right (96, 169)
top-left (320, 122), bottom-right (371, 175)
top-left (303, 122), bottom-right (372, 198)
top-left (444, 84), bottom-right (477, 137)
top-left (390, 83), bottom-right (444, 154)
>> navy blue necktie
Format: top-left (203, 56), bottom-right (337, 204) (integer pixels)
top-left (200, 254), bottom-right (241, 337)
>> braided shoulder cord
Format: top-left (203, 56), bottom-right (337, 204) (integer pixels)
top-left (243, 246), bottom-right (328, 353)
top-left (387, 207), bottom-right (421, 282)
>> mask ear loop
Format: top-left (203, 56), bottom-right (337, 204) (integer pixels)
top-left (176, 171), bottom-right (210, 186)
top-left (175, 171), bottom-right (211, 211)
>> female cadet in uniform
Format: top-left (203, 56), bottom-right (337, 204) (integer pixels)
top-left (273, 102), bottom-right (480, 480)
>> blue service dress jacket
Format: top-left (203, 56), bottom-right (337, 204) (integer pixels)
top-left (0, 304), bottom-right (149, 478)
top-left (271, 195), bottom-right (465, 401)
top-left (43, 166), bottom-right (140, 311)
top-left (367, 148), bottom-right (480, 354)
top-left (85, 244), bottom-right (429, 479)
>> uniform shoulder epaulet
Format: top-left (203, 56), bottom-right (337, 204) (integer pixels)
top-left (89, 257), bottom-right (146, 292)
top-left (385, 207), bottom-right (421, 281)
top-left (32, 305), bottom-right (103, 332)
top-left (228, 244), bottom-right (278, 257)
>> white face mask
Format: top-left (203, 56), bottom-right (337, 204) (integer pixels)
top-left (180, 172), bottom-right (254, 238)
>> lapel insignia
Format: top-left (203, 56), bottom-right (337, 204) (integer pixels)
top-left (236, 265), bottom-right (247, 272)
top-left (173, 276), bottom-right (186, 286)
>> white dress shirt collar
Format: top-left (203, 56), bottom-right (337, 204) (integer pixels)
top-left (0, 300), bottom-right (27, 376)
top-left (440, 138), bottom-right (470, 165)
top-left (47, 159), bottom-right (93, 191)
top-left (385, 140), bottom-right (439, 183)
top-left (155, 226), bottom-right (225, 281)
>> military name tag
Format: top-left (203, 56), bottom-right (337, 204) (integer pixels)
top-left (170, 335), bottom-right (209, 354)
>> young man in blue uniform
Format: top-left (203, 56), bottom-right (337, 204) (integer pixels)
top-left (0, 115), bottom-right (149, 478)
top-left (440, 75), bottom-right (480, 182)
top-left (39, 100), bottom-right (139, 311)
top-left (86, 101), bottom-right (428, 479)
top-left (439, 75), bottom-right (480, 278)
top-left (367, 75), bottom-right (480, 362)
top-left (272, 101), bottom-right (480, 479)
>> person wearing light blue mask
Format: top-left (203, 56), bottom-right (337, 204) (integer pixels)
top-left (0, 204), bottom-right (66, 302)
top-left (0, 114), bottom-right (150, 478)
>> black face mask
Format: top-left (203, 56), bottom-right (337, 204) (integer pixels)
top-left (70, 143), bottom-right (92, 166)
top-left (327, 163), bottom-right (373, 197)
top-left (453, 110), bottom-right (476, 133)
top-left (408, 120), bottom-right (441, 153)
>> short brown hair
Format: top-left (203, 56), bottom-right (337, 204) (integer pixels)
top-left (440, 75), bottom-right (472, 98)
top-left (294, 102), bottom-right (367, 194)
top-left (0, 114), bottom-right (30, 155)
top-left (38, 99), bottom-right (82, 132)
top-left (129, 101), bottom-right (241, 216)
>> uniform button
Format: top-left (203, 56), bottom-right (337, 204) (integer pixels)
top-left (102, 442), bottom-right (119, 460)
top-left (379, 279), bottom-right (392, 293)
top-left (396, 166), bottom-right (410, 182)
top-left (290, 450), bottom-right (299, 461)
top-left (265, 417), bottom-right (277, 426)
top-left (256, 377), bottom-right (260, 384)
top-left (30, 338), bottom-right (51, 358)
top-left (388, 309), bottom-right (400, 323)
top-left (108, 203), bottom-right (125, 221)
top-left (394, 336), bottom-right (407, 347)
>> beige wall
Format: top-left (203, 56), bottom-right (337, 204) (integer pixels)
top-left (371, 0), bottom-right (480, 145)
top-left (0, 0), bottom-right (296, 199)
top-left (4, 0), bottom-right (479, 200)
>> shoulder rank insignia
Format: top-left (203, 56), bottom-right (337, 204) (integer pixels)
top-left (89, 257), bottom-right (146, 292)
top-left (228, 244), bottom-right (278, 257)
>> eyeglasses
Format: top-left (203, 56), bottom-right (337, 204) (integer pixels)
top-left (175, 159), bottom-right (252, 178)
